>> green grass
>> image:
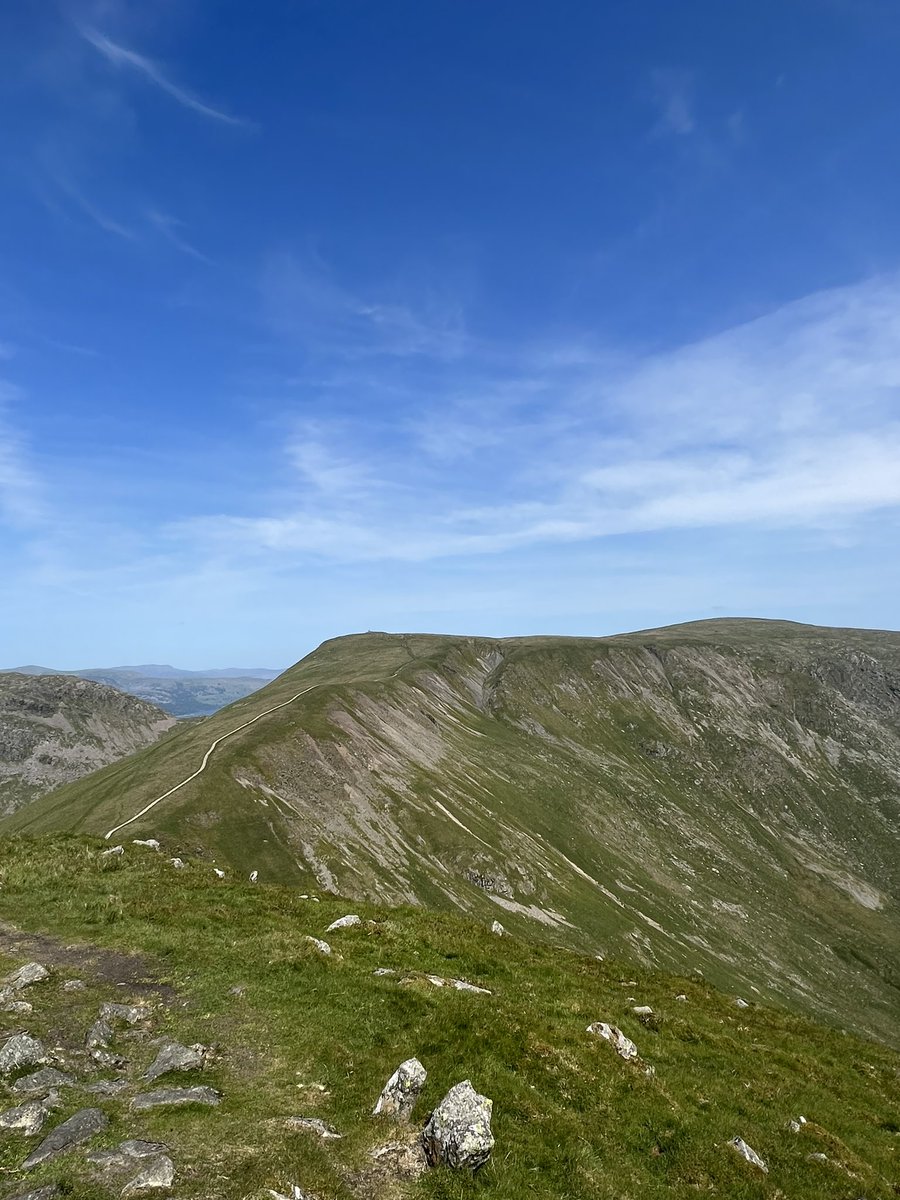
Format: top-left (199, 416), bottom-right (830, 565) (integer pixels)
top-left (0, 835), bottom-right (898, 1200)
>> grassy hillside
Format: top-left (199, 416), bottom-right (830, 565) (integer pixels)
top-left (0, 836), bottom-right (897, 1200)
top-left (5, 620), bottom-right (900, 1048)
top-left (0, 673), bottom-right (174, 814)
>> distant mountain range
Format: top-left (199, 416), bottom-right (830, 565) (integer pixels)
top-left (0, 664), bottom-right (283, 717)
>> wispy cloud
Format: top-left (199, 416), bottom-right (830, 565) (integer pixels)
top-left (81, 28), bottom-right (251, 128)
top-left (172, 274), bottom-right (900, 563)
top-left (0, 384), bottom-right (44, 528)
top-left (262, 251), bottom-right (467, 360)
top-left (287, 420), bottom-right (378, 499)
top-left (649, 69), bottom-right (696, 136)
top-left (145, 209), bottom-right (212, 263)
top-left (43, 168), bottom-right (138, 240)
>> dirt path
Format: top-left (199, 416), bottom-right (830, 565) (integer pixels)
top-left (0, 920), bottom-right (178, 1002)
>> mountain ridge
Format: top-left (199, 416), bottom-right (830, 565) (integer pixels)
top-left (5, 618), bottom-right (899, 1048)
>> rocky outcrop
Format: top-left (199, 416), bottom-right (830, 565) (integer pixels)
top-left (0, 673), bottom-right (173, 814)
top-left (422, 1080), bottom-right (494, 1170)
top-left (372, 1058), bottom-right (427, 1121)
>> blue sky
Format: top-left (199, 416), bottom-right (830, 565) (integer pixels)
top-left (2, 0), bottom-right (900, 667)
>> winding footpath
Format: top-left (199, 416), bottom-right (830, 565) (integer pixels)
top-left (103, 684), bottom-right (322, 840)
top-left (104, 659), bottom-right (414, 841)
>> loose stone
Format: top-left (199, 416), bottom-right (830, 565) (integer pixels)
top-left (304, 937), bottom-right (332, 955)
top-left (0, 1034), bottom-right (49, 1075)
top-left (87, 1139), bottom-right (170, 1169)
top-left (326, 914), bottom-right (361, 931)
top-left (22, 1107), bottom-right (108, 1169)
top-left (12, 1068), bottom-right (74, 1095)
top-left (586, 1022), bottom-right (639, 1061)
top-left (101, 1002), bottom-right (148, 1026)
top-left (286, 1116), bottom-right (342, 1139)
top-left (131, 1085), bottom-right (221, 1111)
top-left (2, 963), bottom-right (49, 992)
top-left (730, 1136), bottom-right (768, 1172)
top-left (144, 1041), bottom-right (208, 1082)
top-left (121, 1154), bottom-right (175, 1194)
top-left (0, 1100), bottom-right (47, 1137)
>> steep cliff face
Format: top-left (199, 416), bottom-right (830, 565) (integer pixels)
top-left (0, 673), bottom-right (175, 813)
top-left (6, 621), bottom-right (900, 1046)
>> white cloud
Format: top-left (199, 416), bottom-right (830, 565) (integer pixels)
top-left (287, 421), bottom-right (378, 498)
top-left (81, 28), bottom-right (251, 127)
top-left (172, 273), bottom-right (900, 564)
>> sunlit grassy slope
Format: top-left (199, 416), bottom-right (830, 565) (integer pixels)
top-left (0, 836), bottom-right (897, 1200)
top-left (5, 620), bottom-right (900, 1048)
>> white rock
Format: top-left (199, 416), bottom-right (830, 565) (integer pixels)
top-left (730, 1136), bottom-right (768, 1172)
top-left (491, 920), bottom-right (505, 936)
top-left (372, 1057), bottom-right (427, 1120)
top-left (788, 1115), bottom-right (808, 1133)
top-left (424, 975), bottom-right (491, 994)
top-left (326, 914), bottom-right (361, 932)
top-left (213, 869), bottom-right (225, 878)
top-left (675, 994), bottom-right (687, 1001)
top-left (169, 858), bottom-right (185, 869)
top-left (101, 845), bottom-right (124, 857)
top-left (249, 870), bottom-right (258, 883)
top-left (451, 979), bottom-right (492, 994)
top-left (132, 839), bottom-right (160, 850)
top-left (285, 1116), bottom-right (342, 1139)
top-left (373, 968), bottom-right (396, 977)
top-left (632, 1005), bottom-right (654, 1015)
top-left (304, 937), bottom-right (332, 956)
top-left (586, 1022), bottom-right (638, 1061)
top-left (734, 997), bottom-right (750, 1009)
